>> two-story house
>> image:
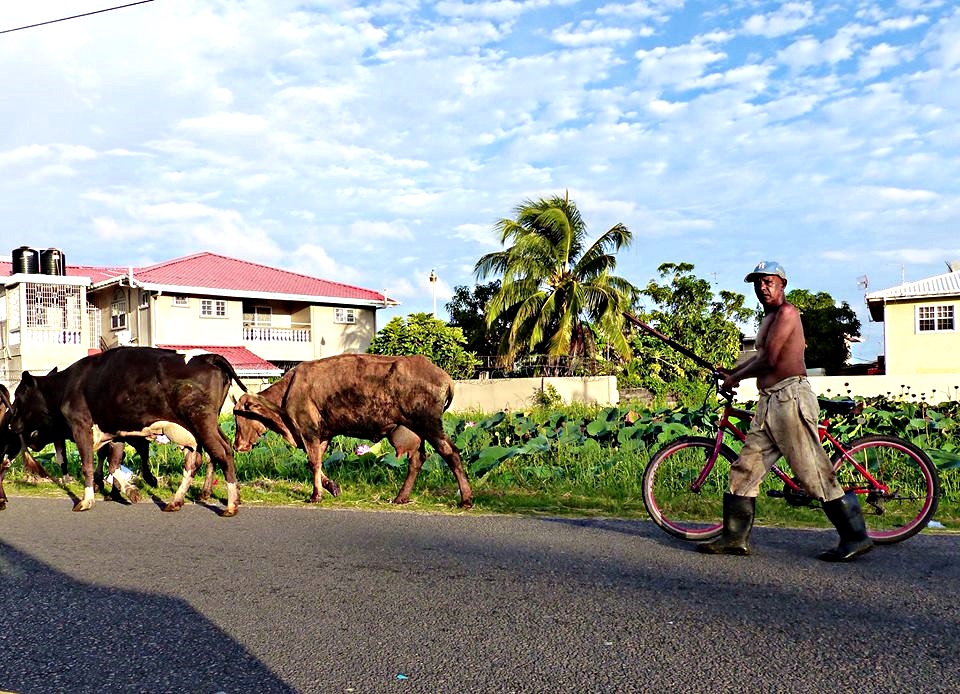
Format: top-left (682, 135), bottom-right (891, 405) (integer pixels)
top-left (865, 263), bottom-right (960, 376)
top-left (1, 247), bottom-right (398, 389)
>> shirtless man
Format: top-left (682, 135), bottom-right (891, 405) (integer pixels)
top-left (697, 261), bottom-right (873, 562)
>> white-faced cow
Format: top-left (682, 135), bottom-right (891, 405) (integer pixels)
top-left (233, 354), bottom-right (473, 508)
top-left (9, 347), bottom-right (246, 516)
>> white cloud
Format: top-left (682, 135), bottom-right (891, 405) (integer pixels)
top-left (551, 21), bottom-right (637, 47)
top-left (743, 2), bottom-right (815, 38)
top-left (287, 243), bottom-right (361, 283)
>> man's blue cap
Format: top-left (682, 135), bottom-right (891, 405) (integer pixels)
top-left (745, 260), bottom-right (787, 283)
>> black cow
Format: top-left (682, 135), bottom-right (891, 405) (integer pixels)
top-left (9, 347), bottom-right (246, 516)
top-left (233, 354), bottom-right (473, 508)
top-left (0, 384), bottom-right (22, 510)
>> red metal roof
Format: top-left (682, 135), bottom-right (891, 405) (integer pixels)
top-left (158, 345), bottom-right (281, 375)
top-left (2, 252), bottom-right (394, 304)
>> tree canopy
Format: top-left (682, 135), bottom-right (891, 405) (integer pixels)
top-left (445, 280), bottom-right (515, 355)
top-left (367, 312), bottom-right (480, 380)
top-left (474, 194), bottom-right (639, 369)
top-left (624, 262), bottom-right (755, 393)
top-left (785, 289), bottom-right (862, 374)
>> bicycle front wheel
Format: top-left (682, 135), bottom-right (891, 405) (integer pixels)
top-left (831, 435), bottom-right (940, 544)
top-left (642, 436), bottom-right (737, 541)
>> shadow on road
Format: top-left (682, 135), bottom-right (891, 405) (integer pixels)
top-left (0, 542), bottom-right (295, 694)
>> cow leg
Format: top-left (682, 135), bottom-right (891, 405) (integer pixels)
top-left (302, 438), bottom-right (336, 502)
top-left (0, 456), bottom-right (9, 510)
top-left (133, 438), bottom-right (157, 487)
top-left (197, 449), bottom-right (216, 501)
top-left (196, 425), bottom-right (240, 517)
top-left (424, 426), bottom-right (473, 509)
top-left (164, 446), bottom-right (201, 513)
top-left (389, 426), bottom-right (425, 505)
top-left (104, 443), bottom-right (141, 504)
top-left (55, 440), bottom-right (71, 482)
top-left (73, 438), bottom-right (97, 512)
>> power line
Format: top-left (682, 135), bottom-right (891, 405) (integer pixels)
top-left (0, 1), bottom-right (155, 36)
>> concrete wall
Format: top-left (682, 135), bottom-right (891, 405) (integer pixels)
top-left (451, 376), bottom-right (619, 413)
top-left (733, 373), bottom-right (960, 405)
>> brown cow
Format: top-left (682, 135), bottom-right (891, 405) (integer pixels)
top-left (9, 347), bottom-right (245, 516)
top-left (233, 354), bottom-right (473, 508)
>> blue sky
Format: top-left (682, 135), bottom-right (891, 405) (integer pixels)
top-left (2, 0), bottom-right (959, 364)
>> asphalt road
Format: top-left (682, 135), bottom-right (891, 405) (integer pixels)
top-left (0, 496), bottom-right (957, 693)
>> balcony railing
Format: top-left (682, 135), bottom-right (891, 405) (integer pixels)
top-left (21, 328), bottom-right (84, 346)
top-left (243, 324), bottom-right (311, 343)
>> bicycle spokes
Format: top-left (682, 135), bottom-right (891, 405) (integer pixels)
top-left (832, 436), bottom-right (939, 543)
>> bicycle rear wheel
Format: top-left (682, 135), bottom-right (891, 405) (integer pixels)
top-left (642, 436), bottom-right (737, 541)
top-left (831, 435), bottom-right (940, 544)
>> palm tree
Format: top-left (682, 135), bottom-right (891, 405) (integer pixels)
top-left (475, 193), bottom-right (639, 371)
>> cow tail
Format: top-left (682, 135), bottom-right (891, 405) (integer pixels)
top-left (191, 354), bottom-right (248, 393)
top-left (443, 381), bottom-right (454, 413)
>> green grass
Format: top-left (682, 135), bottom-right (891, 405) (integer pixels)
top-left (5, 402), bottom-right (958, 533)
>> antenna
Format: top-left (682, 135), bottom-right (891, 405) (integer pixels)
top-left (856, 275), bottom-right (869, 291)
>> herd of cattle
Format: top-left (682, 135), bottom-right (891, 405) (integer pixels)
top-left (0, 348), bottom-right (473, 515)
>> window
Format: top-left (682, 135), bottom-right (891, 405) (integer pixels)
top-left (917, 305), bottom-right (955, 333)
top-left (172, 295), bottom-right (189, 307)
top-left (111, 289), bottom-right (127, 331)
top-left (138, 291), bottom-right (149, 309)
top-left (201, 299), bottom-right (227, 318)
top-left (334, 307), bottom-right (356, 324)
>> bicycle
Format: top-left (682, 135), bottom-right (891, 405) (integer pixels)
top-left (642, 373), bottom-right (941, 544)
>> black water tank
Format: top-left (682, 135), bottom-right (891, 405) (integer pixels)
top-left (12, 246), bottom-right (39, 275)
top-left (40, 247), bottom-right (66, 275)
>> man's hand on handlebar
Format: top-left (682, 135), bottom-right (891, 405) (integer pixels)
top-left (713, 367), bottom-right (739, 396)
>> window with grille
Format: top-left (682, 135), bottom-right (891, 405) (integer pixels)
top-left (201, 299), bottom-right (227, 318)
top-left (24, 283), bottom-right (82, 331)
top-left (334, 307), bottom-right (356, 324)
top-left (111, 289), bottom-right (127, 331)
top-left (917, 305), bottom-right (955, 332)
top-left (172, 295), bottom-right (189, 307)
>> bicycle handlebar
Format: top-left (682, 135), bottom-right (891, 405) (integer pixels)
top-left (621, 311), bottom-right (739, 402)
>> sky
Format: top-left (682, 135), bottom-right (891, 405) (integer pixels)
top-left (2, 0), bottom-right (959, 365)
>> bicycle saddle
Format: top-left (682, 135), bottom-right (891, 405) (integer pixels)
top-left (818, 397), bottom-right (857, 416)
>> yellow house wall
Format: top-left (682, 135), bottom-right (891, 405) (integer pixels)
top-left (311, 306), bottom-right (376, 356)
top-left (883, 299), bottom-right (960, 375)
top-left (149, 294), bottom-right (244, 347)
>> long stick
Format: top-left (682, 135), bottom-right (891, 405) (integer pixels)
top-left (622, 311), bottom-right (717, 372)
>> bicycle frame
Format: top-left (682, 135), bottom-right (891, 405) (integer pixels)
top-left (696, 398), bottom-right (890, 501)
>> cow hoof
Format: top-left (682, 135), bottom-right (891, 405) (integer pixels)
top-left (221, 506), bottom-right (239, 518)
top-left (126, 488), bottom-right (141, 504)
top-left (459, 498), bottom-right (474, 510)
top-left (0, 499), bottom-right (6, 511)
top-left (198, 491), bottom-right (212, 502)
top-left (162, 501), bottom-right (183, 513)
top-left (306, 496), bottom-right (322, 504)
top-left (322, 479), bottom-right (341, 497)
top-left (392, 496), bottom-right (412, 505)
top-left (73, 500), bottom-right (94, 512)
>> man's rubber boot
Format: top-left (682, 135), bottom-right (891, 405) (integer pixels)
top-left (818, 492), bottom-right (874, 562)
top-left (696, 493), bottom-right (755, 555)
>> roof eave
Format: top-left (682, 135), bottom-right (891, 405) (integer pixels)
top-left (4, 273), bottom-right (92, 288)
top-left (91, 280), bottom-right (399, 308)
